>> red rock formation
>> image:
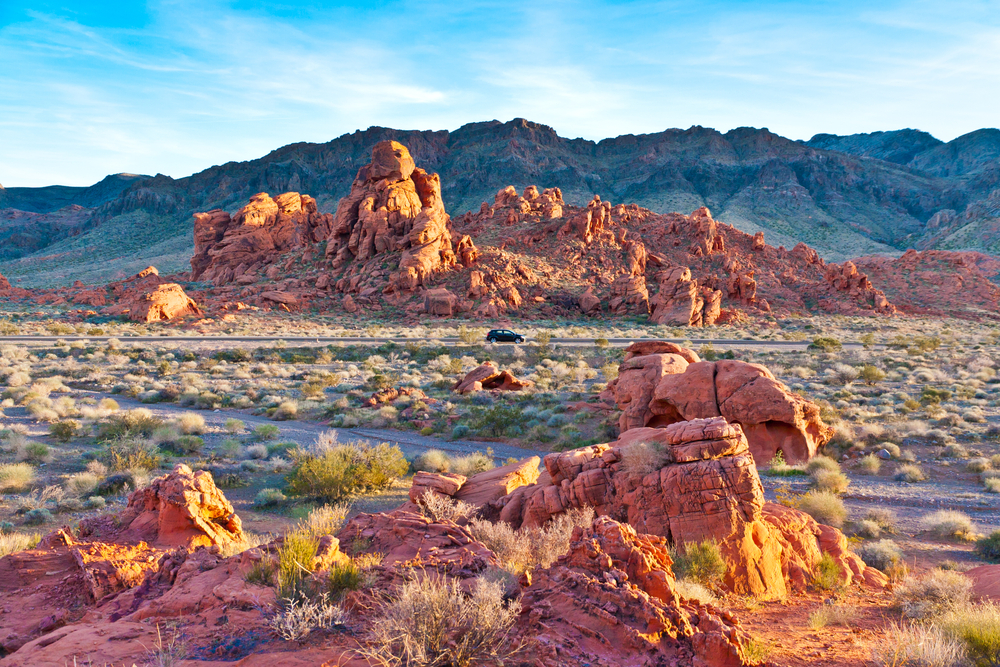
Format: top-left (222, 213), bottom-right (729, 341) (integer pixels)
top-left (409, 471), bottom-right (467, 503)
top-left (326, 141), bottom-right (457, 293)
top-left (452, 361), bottom-right (534, 393)
top-left (365, 386), bottom-right (427, 407)
top-left (454, 456), bottom-right (541, 506)
top-left (191, 192), bottom-right (333, 285)
top-left (103, 267), bottom-right (202, 323)
top-left (491, 417), bottom-right (884, 599)
top-left (603, 342), bottom-right (832, 464)
top-left (516, 516), bottom-right (754, 667)
top-left (650, 265), bottom-right (722, 326)
top-left (422, 287), bottom-right (459, 316)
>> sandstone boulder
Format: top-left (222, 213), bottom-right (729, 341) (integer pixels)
top-left (492, 417), bottom-right (883, 599)
top-left (409, 471), bottom-right (466, 503)
top-left (454, 456), bottom-right (541, 506)
top-left (578, 286), bottom-right (601, 314)
top-left (81, 464), bottom-right (243, 549)
top-left (102, 267), bottom-right (202, 323)
top-left (604, 342), bottom-right (832, 464)
top-left (452, 361), bottom-right (534, 393)
top-left (422, 287), bottom-right (458, 316)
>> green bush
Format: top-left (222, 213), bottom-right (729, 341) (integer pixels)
top-left (977, 530), bottom-right (1000, 562)
top-left (23, 508), bottom-right (53, 526)
top-left (254, 488), bottom-right (288, 507)
top-left (327, 560), bottom-right (363, 599)
top-left (764, 451), bottom-right (806, 477)
top-left (672, 540), bottom-right (726, 586)
top-left (285, 442), bottom-right (408, 501)
top-left (19, 442), bottom-right (50, 464)
top-left (49, 420), bottom-right (82, 443)
top-left (809, 337), bottom-right (842, 353)
top-left (224, 418), bottom-right (245, 434)
top-left (253, 424), bottom-right (281, 441)
top-left (100, 435), bottom-right (161, 471)
top-left (856, 539), bottom-right (904, 572)
top-left (859, 365), bottom-right (886, 385)
top-left (165, 435), bottom-right (204, 455)
top-left (812, 552), bottom-right (843, 591)
top-left (451, 424), bottom-right (471, 440)
top-left (97, 409), bottom-right (164, 441)
top-left (939, 603), bottom-right (1000, 667)
top-left (469, 404), bottom-right (523, 438)
top-left (277, 530), bottom-right (319, 600)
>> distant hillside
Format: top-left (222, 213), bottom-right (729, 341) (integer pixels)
top-left (3, 120), bottom-right (1000, 287)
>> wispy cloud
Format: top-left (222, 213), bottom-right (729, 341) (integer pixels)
top-left (0, 0), bottom-right (998, 186)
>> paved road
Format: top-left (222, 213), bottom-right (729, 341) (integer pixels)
top-left (0, 335), bottom-right (871, 351)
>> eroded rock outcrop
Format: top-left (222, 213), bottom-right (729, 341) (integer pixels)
top-left (191, 192), bottom-right (334, 285)
top-left (103, 267), bottom-right (202, 323)
top-left (517, 516), bottom-right (753, 667)
top-left (326, 141), bottom-right (458, 293)
top-left (603, 342), bottom-right (832, 464)
top-left (452, 361), bottom-right (534, 393)
top-left (491, 417), bottom-right (884, 599)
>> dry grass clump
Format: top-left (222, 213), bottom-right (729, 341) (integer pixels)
top-left (811, 469), bottom-right (850, 494)
top-left (809, 603), bottom-right (857, 629)
top-left (894, 569), bottom-right (973, 619)
top-left (796, 490), bottom-right (847, 528)
top-left (937, 601), bottom-right (1000, 666)
top-left (856, 539), bottom-right (904, 573)
top-left (361, 576), bottom-right (523, 667)
top-left (468, 507), bottom-right (594, 574)
top-left (412, 450), bottom-right (452, 473)
top-left (301, 503), bottom-right (350, 537)
top-left (418, 492), bottom-right (477, 524)
top-left (673, 579), bottom-right (716, 605)
top-left (619, 441), bottom-right (666, 476)
top-left (896, 464), bottom-right (927, 483)
top-left (922, 511), bottom-right (976, 541)
top-left (450, 451), bottom-right (494, 477)
top-left (0, 462), bottom-right (35, 492)
top-left (967, 457), bottom-right (991, 473)
top-left (269, 593), bottom-right (348, 641)
top-left (672, 540), bottom-right (727, 586)
top-left (176, 412), bottom-right (206, 435)
top-left (870, 622), bottom-right (966, 667)
top-left (858, 454), bottom-right (882, 475)
top-left (0, 532), bottom-right (41, 558)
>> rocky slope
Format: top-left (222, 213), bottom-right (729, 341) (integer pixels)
top-left (5, 120), bottom-right (1000, 286)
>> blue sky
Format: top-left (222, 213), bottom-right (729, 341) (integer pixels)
top-left (1, 0), bottom-right (998, 187)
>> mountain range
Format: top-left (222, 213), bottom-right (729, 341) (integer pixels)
top-left (2, 119), bottom-right (999, 287)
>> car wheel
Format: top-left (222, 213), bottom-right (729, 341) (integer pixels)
top-left (487, 337), bottom-right (496, 344)
top-left (515, 337), bottom-right (524, 344)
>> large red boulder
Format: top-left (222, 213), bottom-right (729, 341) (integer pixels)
top-left (491, 417), bottom-right (884, 599)
top-left (103, 267), bottom-right (202, 323)
top-left (452, 361), bottom-right (533, 393)
top-left (604, 342), bottom-right (832, 464)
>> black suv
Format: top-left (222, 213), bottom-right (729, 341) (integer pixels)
top-left (486, 329), bottom-right (525, 344)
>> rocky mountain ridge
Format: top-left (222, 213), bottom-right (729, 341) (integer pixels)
top-left (3, 119), bottom-right (1000, 286)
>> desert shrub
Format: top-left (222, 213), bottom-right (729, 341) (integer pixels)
top-left (49, 419), bottom-right (81, 443)
top-left (811, 469), bottom-right (850, 494)
top-left (809, 337), bottom-right (842, 353)
top-left (864, 508), bottom-right (898, 534)
top-left (269, 594), bottom-right (348, 641)
top-left (939, 602), bottom-right (1000, 667)
top-left (0, 462), bottom-right (35, 492)
top-left (858, 454), bottom-right (882, 475)
top-left (17, 441), bottom-right (51, 464)
top-left (65, 471), bottom-right (101, 497)
top-left (894, 569), bottom-right (972, 618)
top-left (285, 441), bottom-right (408, 501)
top-left (619, 442), bottom-right (665, 476)
top-left (245, 444), bottom-right (269, 460)
top-left (468, 507), bottom-right (594, 574)
top-left (856, 539), bottom-right (904, 572)
top-left (362, 576), bottom-right (522, 667)
top-left (943, 442), bottom-right (968, 458)
top-left (976, 530), bottom-right (1000, 563)
top-left (254, 488), bottom-right (287, 507)
top-left (922, 510), bottom-right (976, 541)
top-left (984, 478), bottom-right (1000, 494)
top-left (672, 540), bottom-right (726, 586)
top-left (327, 561), bottom-right (363, 599)
top-left (805, 455), bottom-right (840, 475)
top-left (855, 519), bottom-right (883, 539)
top-left (812, 553), bottom-right (843, 591)
top-left (168, 435), bottom-right (204, 455)
top-left (277, 530), bottom-right (320, 600)
top-left (418, 491), bottom-right (477, 523)
top-left (224, 418), bottom-right (245, 434)
top-left (0, 531), bottom-right (41, 557)
top-left (97, 409), bottom-right (164, 441)
top-left (413, 450), bottom-right (452, 473)
top-left (969, 457), bottom-right (992, 473)
top-left (796, 490), bottom-right (847, 528)
top-left (253, 424), bottom-right (281, 441)
top-left (673, 578), bottom-right (716, 605)
top-left (451, 424), bottom-right (471, 440)
top-left (601, 363), bottom-right (619, 381)
top-left (272, 401), bottom-right (299, 421)
top-left (765, 451), bottom-right (806, 477)
top-left (302, 503), bottom-right (350, 537)
top-left (871, 622), bottom-right (966, 667)
top-left (859, 365), bottom-right (886, 385)
top-left (177, 412), bottom-right (206, 435)
top-left (896, 464), bottom-right (927, 483)
top-left (100, 436), bottom-right (161, 471)
top-left (451, 450), bottom-right (494, 477)
top-left (23, 508), bottom-right (53, 526)
top-left (86, 496), bottom-right (106, 510)
top-left (469, 403), bottom-right (523, 438)
top-left (809, 604), bottom-right (857, 629)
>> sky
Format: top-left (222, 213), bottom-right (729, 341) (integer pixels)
top-left (1, 0), bottom-right (999, 187)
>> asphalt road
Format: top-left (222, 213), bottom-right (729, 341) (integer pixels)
top-left (0, 335), bottom-right (869, 350)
